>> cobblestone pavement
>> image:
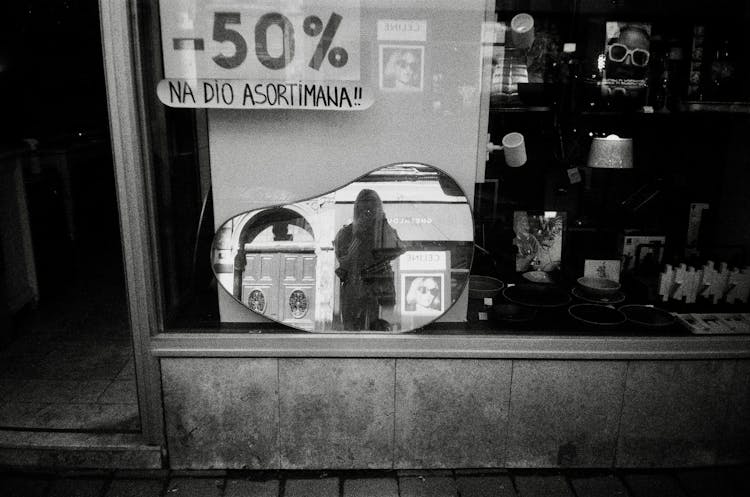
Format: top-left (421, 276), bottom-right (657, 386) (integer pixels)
top-left (2, 467), bottom-right (749, 497)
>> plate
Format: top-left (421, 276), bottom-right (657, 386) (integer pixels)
top-left (568, 304), bottom-right (626, 326)
top-left (522, 270), bottom-right (554, 284)
top-left (619, 305), bottom-right (676, 328)
top-left (576, 276), bottom-right (621, 296)
top-left (493, 303), bottom-right (537, 322)
top-left (571, 287), bottom-right (626, 305)
top-left (469, 275), bottom-right (504, 299)
top-left (503, 284), bottom-right (571, 308)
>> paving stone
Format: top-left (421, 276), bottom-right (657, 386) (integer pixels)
top-left (48, 478), bottom-right (107, 497)
top-left (399, 476), bottom-right (457, 497)
top-left (570, 475), bottom-right (628, 497)
top-left (0, 474), bottom-right (51, 497)
top-left (105, 478), bottom-right (164, 497)
top-left (624, 474), bottom-right (687, 497)
top-left (166, 477), bottom-right (224, 497)
top-left (284, 477), bottom-right (339, 497)
top-left (456, 475), bottom-right (516, 497)
top-left (225, 478), bottom-right (279, 497)
top-left (514, 475), bottom-right (573, 497)
top-left (343, 477), bottom-right (398, 497)
top-left (676, 469), bottom-right (743, 497)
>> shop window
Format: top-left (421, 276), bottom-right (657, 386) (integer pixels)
top-left (134, 0), bottom-right (750, 335)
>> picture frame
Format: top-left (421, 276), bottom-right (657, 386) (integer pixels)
top-left (379, 44), bottom-right (424, 91)
top-left (401, 273), bottom-right (444, 315)
top-left (584, 259), bottom-right (622, 282)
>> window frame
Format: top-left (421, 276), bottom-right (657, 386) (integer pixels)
top-left (100, 1), bottom-right (750, 450)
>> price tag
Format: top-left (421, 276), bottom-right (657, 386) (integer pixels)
top-left (567, 167), bottom-right (582, 185)
top-left (483, 297), bottom-right (493, 306)
top-left (478, 312), bottom-right (489, 321)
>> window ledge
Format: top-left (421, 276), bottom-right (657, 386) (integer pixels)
top-left (151, 331), bottom-right (750, 360)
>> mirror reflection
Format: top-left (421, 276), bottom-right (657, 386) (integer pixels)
top-left (212, 163), bottom-right (474, 332)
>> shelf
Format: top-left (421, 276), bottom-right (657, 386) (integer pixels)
top-left (680, 101), bottom-right (750, 113)
top-left (490, 106), bottom-right (552, 113)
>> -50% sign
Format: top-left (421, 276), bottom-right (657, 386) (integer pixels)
top-left (159, 0), bottom-right (360, 81)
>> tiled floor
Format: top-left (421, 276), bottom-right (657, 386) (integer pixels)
top-left (0, 337), bottom-right (139, 431)
top-left (1, 241), bottom-right (139, 432)
top-left (1, 468), bottom-right (749, 497)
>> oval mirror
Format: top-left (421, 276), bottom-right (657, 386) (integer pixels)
top-left (211, 163), bottom-right (474, 332)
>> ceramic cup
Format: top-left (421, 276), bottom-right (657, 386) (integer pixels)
top-left (510, 13), bottom-right (535, 50)
top-left (502, 132), bottom-right (527, 167)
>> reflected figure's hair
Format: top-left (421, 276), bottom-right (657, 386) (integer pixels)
top-left (352, 189), bottom-right (387, 242)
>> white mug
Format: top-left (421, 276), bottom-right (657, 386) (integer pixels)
top-left (502, 132), bottom-right (527, 167)
top-left (510, 13), bottom-right (535, 50)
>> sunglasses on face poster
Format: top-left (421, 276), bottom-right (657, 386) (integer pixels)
top-left (602, 22), bottom-right (652, 103)
top-left (379, 44), bottom-right (425, 92)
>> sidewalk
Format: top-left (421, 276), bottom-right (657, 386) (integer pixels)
top-left (2, 467), bottom-right (749, 497)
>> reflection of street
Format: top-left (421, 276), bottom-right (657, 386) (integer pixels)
top-left (212, 164), bottom-right (474, 333)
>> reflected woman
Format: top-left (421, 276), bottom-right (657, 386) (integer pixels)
top-left (335, 189), bottom-right (403, 331)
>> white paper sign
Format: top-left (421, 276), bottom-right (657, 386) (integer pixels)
top-left (159, 0), bottom-right (361, 81)
top-left (377, 19), bottom-right (427, 41)
top-left (399, 251), bottom-right (447, 271)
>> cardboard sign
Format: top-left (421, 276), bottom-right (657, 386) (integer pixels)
top-left (158, 0), bottom-right (364, 109)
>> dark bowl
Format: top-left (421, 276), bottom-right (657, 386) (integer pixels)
top-left (577, 277), bottom-right (621, 297)
top-left (568, 304), bottom-right (626, 326)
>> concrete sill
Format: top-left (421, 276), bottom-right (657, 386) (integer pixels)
top-left (0, 431), bottom-right (162, 469)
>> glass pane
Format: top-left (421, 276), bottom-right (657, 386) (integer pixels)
top-left (136, 0), bottom-right (750, 334)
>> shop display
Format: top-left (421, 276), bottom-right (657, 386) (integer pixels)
top-left (211, 163), bottom-right (473, 333)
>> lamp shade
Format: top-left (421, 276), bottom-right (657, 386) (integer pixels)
top-left (587, 135), bottom-right (633, 169)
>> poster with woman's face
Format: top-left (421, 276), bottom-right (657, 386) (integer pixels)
top-left (402, 274), bottom-right (443, 314)
top-left (602, 22), bottom-right (651, 100)
top-left (380, 45), bottom-right (424, 91)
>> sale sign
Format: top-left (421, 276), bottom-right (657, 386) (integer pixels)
top-left (158, 0), bottom-right (370, 110)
